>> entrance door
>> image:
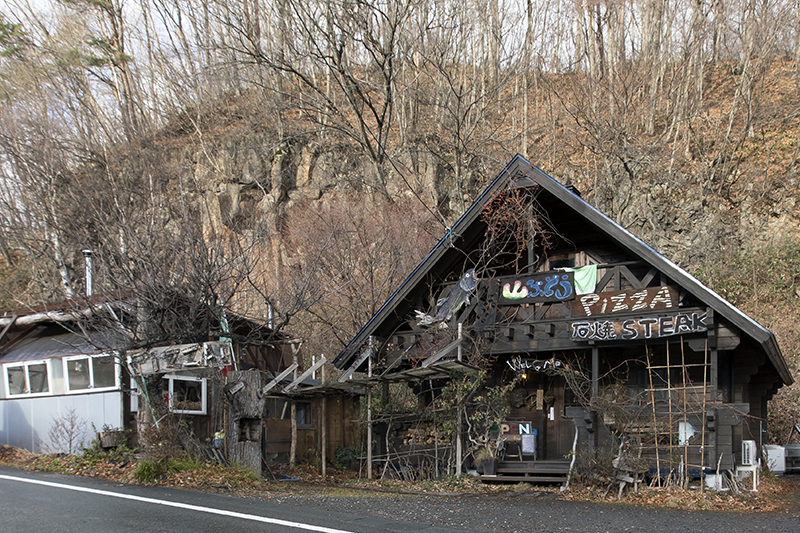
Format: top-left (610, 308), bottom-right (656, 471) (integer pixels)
top-left (507, 375), bottom-right (573, 460)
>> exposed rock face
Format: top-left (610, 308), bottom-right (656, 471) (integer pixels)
top-left (169, 132), bottom-right (799, 273)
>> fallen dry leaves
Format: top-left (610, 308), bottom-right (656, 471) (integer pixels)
top-left (2, 444), bottom-right (797, 513)
top-left (559, 474), bottom-right (800, 512)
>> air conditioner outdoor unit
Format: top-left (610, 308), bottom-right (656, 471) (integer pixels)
top-left (742, 440), bottom-right (757, 466)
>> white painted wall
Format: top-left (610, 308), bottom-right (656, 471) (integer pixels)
top-left (0, 391), bottom-right (123, 453)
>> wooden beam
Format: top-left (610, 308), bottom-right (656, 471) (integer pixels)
top-left (620, 265), bottom-right (645, 289)
top-left (640, 267), bottom-right (658, 287)
top-left (339, 348), bottom-right (372, 382)
top-left (285, 355), bottom-right (327, 392)
top-left (421, 338), bottom-right (463, 368)
top-left (596, 269), bottom-right (615, 292)
top-left (0, 314), bottom-right (17, 344)
top-left (258, 363), bottom-right (298, 397)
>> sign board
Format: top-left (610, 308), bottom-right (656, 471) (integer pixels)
top-left (499, 422), bottom-right (536, 436)
top-left (498, 271), bottom-right (575, 305)
top-left (570, 310), bottom-right (709, 342)
top-left (570, 286), bottom-right (678, 317)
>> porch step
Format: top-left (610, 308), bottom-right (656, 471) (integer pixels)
top-left (481, 475), bottom-right (567, 483)
top-left (480, 460), bottom-right (570, 484)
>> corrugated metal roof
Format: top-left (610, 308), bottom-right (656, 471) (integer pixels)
top-left (0, 326), bottom-right (108, 363)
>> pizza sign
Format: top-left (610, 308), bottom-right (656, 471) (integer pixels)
top-left (571, 286), bottom-right (677, 317)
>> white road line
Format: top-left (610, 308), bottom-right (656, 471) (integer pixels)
top-left (0, 474), bottom-right (354, 533)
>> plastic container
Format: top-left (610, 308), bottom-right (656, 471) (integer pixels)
top-left (763, 444), bottom-right (785, 476)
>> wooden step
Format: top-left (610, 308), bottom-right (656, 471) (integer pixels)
top-left (480, 474), bottom-right (567, 483)
top-left (495, 460), bottom-right (570, 475)
top-left (480, 460), bottom-right (570, 484)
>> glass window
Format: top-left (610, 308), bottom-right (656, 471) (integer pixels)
top-left (265, 397), bottom-right (290, 419)
top-left (628, 367), bottom-right (674, 405)
top-left (265, 397), bottom-right (312, 427)
top-left (164, 375), bottom-right (207, 415)
top-left (93, 355), bottom-right (116, 389)
top-left (7, 366), bottom-right (26, 395)
top-left (28, 363), bottom-right (49, 393)
top-left (67, 358), bottom-right (91, 391)
top-left (296, 401), bottom-right (312, 427)
top-left (64, 354), bottom-right (119, 392)
top-left (4, 361), bottom-right (51, 396)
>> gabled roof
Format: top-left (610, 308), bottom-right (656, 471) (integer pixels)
top-left (334, 155), bottom-right (792, 386)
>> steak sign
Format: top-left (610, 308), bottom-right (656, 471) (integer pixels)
top-left (571, 311), bottom-right (709, 342)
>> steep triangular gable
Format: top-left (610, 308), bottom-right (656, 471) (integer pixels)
top-left (334, 155), bottom-right (791, 385)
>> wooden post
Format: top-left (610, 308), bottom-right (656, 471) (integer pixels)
top-left (367, 344), bottom-right (373, 479)
top-left (590, 344), bottom-right (599, 450)
top-left (591, 344), bottom-right (599, 403)
top-left (290, 343), bottom-right (298, 468)
top-left (456, 323), bottom-right (463, 476)
top-left (708, 309), bottom-right (718, 400)
top-left (321, 361), bottom-right (327, 478)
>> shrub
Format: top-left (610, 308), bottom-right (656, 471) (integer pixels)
top-left (334, 445), bottom-right (360, 470)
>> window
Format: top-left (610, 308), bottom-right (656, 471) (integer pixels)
top-left (296, 401), bottom-right (312, 427)
top-left (549, 258), bottom-right (575, 269)
top-left (628, 368), bottom-right (674, 405)
top-left (4, 360), bottom-right (51, 396)
top-left (265, 397), bottom-right (291, 420)
top-left (265, 397), bottom-right (313, 428)
top-left (64, 354), bottom-right (119, 393)
top-left (164, 375), bottom-right (207, 415)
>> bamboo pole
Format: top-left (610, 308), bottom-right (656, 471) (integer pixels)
top-left (680, 337), bottom-right (689, 488)
top-left (700, 338), bottom-right (709, 493)
top-left (646, 344), bottom-right (661, 485)
top-left (666, 340), bottom-right (674, 483)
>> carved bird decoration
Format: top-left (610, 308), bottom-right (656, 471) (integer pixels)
top-left (415, 268), bottom-right (478, 327)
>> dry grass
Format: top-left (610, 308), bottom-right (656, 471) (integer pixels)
top-left (2, 444), bottom-right (798, 513)
top-left (561, 474), bottom-right (800, 512)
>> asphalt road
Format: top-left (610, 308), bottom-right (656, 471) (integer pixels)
top-left (1, 466), bottom-right (798, 532)
top-left (0, 467), bottom-right (460, 533)
top-left (264, 484), bottom-right (800, 533)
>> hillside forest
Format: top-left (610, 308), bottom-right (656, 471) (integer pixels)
top-left (0, 0), bottom-right (799, 440)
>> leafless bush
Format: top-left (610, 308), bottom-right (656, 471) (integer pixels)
top-left (574, 448), bottom-right (620, 487)
top-left (45, 408), bottom-right (88, 455)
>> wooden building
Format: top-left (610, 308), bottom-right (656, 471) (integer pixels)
top-left (1, 299), bottom-right (361, 476)
top-left (333, 155), bottom-right (792, 484)
top-left (129, 319), bottom-right (362, 475)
